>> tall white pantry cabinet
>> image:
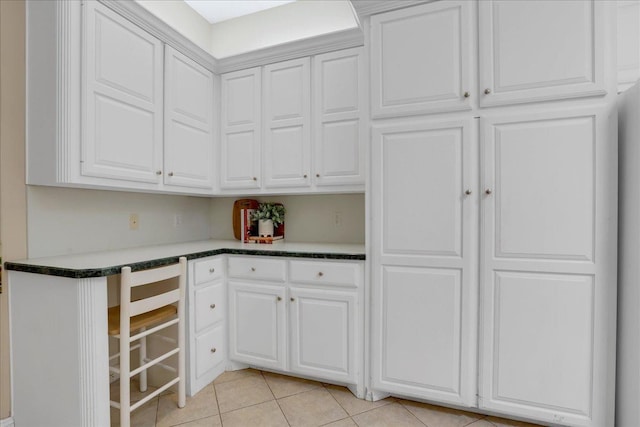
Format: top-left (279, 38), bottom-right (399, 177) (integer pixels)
top-left (368, 1), bottom-right (617, 427)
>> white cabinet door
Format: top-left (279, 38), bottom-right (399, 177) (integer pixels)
top-left (371, 118), bottom-right (478, 407)
top-left (82, 1), bottom-right (163, 183)
top-left (479, 109), bottom-right (615, 426)
top-left (618, 1), bottom-right (640, 92)
top-left (313, 48), bottom-right (366, 187)
top-left (479, 0), bottom-right (606, 107)
top-left (164, 46), bottom-right (214, 189)
top-left (228, 281), bottom-right (286, 370)
top-left (289, 287), bottom-right (356, 383)
top-left (220, 68), bottom-right (262, 189)
top-left (263, 58), bottom-right (311, 188)
top-left (370, 1), bottom-right (473, 118)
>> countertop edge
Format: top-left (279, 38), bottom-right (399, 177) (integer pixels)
top-left (4, 247), bottom-right (366, 279)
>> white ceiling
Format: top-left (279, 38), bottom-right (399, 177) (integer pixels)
top-left (184, 0), bottom-right (297, 24)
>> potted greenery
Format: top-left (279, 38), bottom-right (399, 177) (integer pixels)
top-left (251, 203), bottom-right (285, 237)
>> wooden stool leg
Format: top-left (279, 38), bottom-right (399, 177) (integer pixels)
top-left (139, 328), bottom-right (147, 392)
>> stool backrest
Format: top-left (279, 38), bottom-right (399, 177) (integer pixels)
top-left (120, 258), bottom-right (186, 331)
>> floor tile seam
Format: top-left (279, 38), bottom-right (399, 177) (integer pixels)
top-left (260, 370), bottom-right (293, 426)
top-left (322, 384), bottom-right (353, 417)
top-left (212, 382), bottom-right (223, 420)
top-left (170, 413), bottom-right (221, 427)
top-left (318, 415), bottom-right (353, 426)
top-left (381, 401), bottom-right (428, 427)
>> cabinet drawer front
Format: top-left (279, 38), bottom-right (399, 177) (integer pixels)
top-left (290, 261), bottom-right (361, 288)
top-left (228, 257), bottom-right (286, 282)
top-left (195, 324), bottom-right (224, 378)
top-left (195, 282), bottom-right (224, 333)
top-left (194, 258), bottom-right (224, 285)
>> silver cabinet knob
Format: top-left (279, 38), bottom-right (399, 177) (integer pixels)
top-left (316, 173), bottom-right (320, 178)
top-left (277, 296), bottom-right (282, 301)
top-left (463, 91), bottom-right (470, 98)
top-left (210, 348), bottom-right (216, 353)
top-left (251, 267), bottom-right (256, 272)
top-left (290, 297), bottom-right (295, 302)
top-left (253, 177), bottom-right (257, 181)
top-left (484, 88), bottom-right (491, 95)
top-left (485, 189), bottom-right (492, 195)
top-left (210, 303), bottom-right (216, 309)
top-left (318, 272), bottom-right (324, 277)
top-left (304, 174), bottom-right (308, 178)
top-left (209, 268), bottom-right (215, 273)
top-left (465, 189), bottom-right (472, 195)
top-left (156, 170), bottom-right (162, 175)
top-left (168, 172), bottom-right (174, 177)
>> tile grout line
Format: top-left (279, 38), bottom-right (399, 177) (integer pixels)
top-left (260, 370), bottom-right (292, 427)
top-left (322, 383), bottom-right (353, 420)
top-left (211, 381), bottom-right (223, 425)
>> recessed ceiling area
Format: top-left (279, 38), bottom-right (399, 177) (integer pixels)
top-left (184, 0), bottom-right (297, 24)
top-left (136, 0), bottom-right (359, 59)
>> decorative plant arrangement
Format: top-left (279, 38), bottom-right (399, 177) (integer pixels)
top-left (251, 203), bottom-right (286, 238)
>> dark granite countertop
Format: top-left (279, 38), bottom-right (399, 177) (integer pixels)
top-left (4, 240), bottom-right (366, 279)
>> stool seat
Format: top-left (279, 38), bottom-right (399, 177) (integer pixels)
top-left (108, 304), bottom-right (177, 335)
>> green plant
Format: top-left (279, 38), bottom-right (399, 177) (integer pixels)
top-left (250, 203), bottom-right (286, 226)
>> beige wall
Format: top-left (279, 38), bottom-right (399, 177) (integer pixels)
top-left (210, 194), bottom-right (365, 243)
top-left (0, 0), bottom-right (27, 419)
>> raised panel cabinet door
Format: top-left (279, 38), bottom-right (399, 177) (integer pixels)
top-left (263, 58), bottom-right (311, 188)
top-left (228, 282), bottom-right (286, 370)
top-left (313, 48), bottom-right (366, 186)
top-left (82, 1), bottom-right (163, 183)
top-left (289, 287), bottom-right (357, 383)
top-left (164, 46), bottom-right (214, 189)
top-left (479, 0), bottom-right (607, 107)
top-left (370, 1), bottom-right (473, 118)
top-left (480, 109), bottom-right (616, 426)
top-left (371, 118), bottom-right (478, 407)
top-left (220, 67), bottom-right (261, 189)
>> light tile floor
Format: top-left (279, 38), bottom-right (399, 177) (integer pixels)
top-left (110, 369), bottom-right (544, 427)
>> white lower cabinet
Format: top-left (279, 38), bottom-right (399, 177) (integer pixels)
top-left (228, 281), bottom-right (287, 371)
top-left (227, 256), bottom-right (363, 391)
top-left (187, 257), bottom-right (226, 395)
top-left (289, 287), bottom-right (357, 383)
top-left (371, 109), bottom-right (616, 426)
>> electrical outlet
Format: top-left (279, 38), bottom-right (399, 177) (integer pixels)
top-left (129, 213), bottom-right (139, 230)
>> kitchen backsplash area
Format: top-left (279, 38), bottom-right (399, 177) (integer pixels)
top-left (26, 187), bottom-right (365, 259)
top-left (27, 186), bottom-right (212, 258)
top-left (210, 194), bottom-right (365, 243)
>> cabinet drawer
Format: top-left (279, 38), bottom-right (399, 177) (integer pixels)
top-left (195, 282), bottom-right (224, 333)
top-left (290, 260), bottom-right (361, 288)
top-left (194, 257), bottom-right (224, 285)
top-left (228, 257), bottom-right (286, 282)
top-left (195, 324), bottom-right (224, 378)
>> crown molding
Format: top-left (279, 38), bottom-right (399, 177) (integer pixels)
top-left (350, 0), bottom-right (433, 18)
top-left (98, 0), bottom-right (218, 72)
top-left (216, 27), bottom-right (364, 74)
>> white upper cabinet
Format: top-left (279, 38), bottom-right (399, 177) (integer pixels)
top-left (313, 48), bottom-right (366, 186)
top-left (263, 57), bottom-right (312, 188)
top-left (220, 67), bottom-right (262, 189)
top-left (479, 0), bottom-right (606, 106)
top-left (82, 0), bottom-right (163, 183)
top-left (164, 46), bottom-right (214, 189)
top-left (617, 1), bottom-right (640, 92)
top-left (370, 1), bottom-right (473, 118)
